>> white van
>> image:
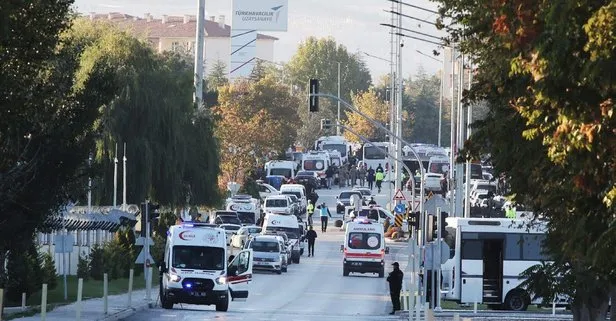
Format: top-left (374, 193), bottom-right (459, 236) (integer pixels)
top-left (302, 151), bottom-right (330, 179)
top-left (262, 213), bottom-right (304, 263)
top-left (264, 160), bottom-right (298, 179)
top-left (279, 184), bottom-right (307, 214)
top-left (159, 223), bottom-right (254, 311)
top-left (341, 221), bottom-right (389, 277)
top-left (225, 194), bottom-right (260, 225)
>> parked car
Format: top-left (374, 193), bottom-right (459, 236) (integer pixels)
top-left (218, 224), bottom-right (242, 246)
top-left (257, 181), bottom-right (279, 202)
top-left (263, 195), bottom-right (294, 215)
top-left (282, 194), bottom-right (301, 216)
top-left (231, 225), bottom-right (262, 248)
top-left (246, 235), bottom-right (287, 274)
top-left (293, 171), bottom-right (320, 193)
top-left (336, 190), bottom-right (364, 214)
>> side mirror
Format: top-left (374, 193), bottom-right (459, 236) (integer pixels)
top-left (385, 246), bottom-right (390, 254)
top-left (228, 265), bottom-right (238, 277)
top-left (340, 245), bottom-right (344, 252)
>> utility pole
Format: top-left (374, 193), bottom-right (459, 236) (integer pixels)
top-left (455, 54), bottom-right (465, 218)
top-left (337, 61), bottom-right (341, 136)
top-left (438, 51), bottom-right (444, 147)
top-left (449, 46), bottom-right (456, 217)
top-left (122, 143), bottom-right (127, 210)
top-left (113, 143), bottom-right (118, 208)
top-left (394, 0), bottom-right (403, 195)
top-left (464, 61), bottom-right (473, 218)
top-left (193, 0), bottom-right (205, 107)
top-left (389, 0), bottom-right (396, 203)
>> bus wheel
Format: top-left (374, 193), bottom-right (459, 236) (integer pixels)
top-left (504, 290), bottom-right (529, 311)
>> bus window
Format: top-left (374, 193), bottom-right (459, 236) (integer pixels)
top-left (461, 239), bottom-right (483, 260)
top-left (521, 234), bottom-right (548, 261)
top-left (504, 234), bottom-right (522, 260)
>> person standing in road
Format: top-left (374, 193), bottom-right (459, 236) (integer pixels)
top-left (349, 165), bottom-right (357, 187)
top-left (306, 225), bottom-right (317, 257)
top-left (375, 170), bottom-right (385, 193)
top-left (358, 165), bottom-right (366, 187)
top-left (376, 163), bottom-right (384, 173)
top-left (368, 196), bottom-right (377, 206)
top-left (387, 262), bottom-right (404, 315)
top-left (306, 200), bottom-right (315, 226)
top-left (325, 166), bottom-right (334, 189)
top-left (367, 167), bottom-right (376, 190)
top-left (319, 202), bottom-right (333, 232)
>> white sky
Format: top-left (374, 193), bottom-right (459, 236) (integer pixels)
top-left (72, 0), bottom-right (445, 81)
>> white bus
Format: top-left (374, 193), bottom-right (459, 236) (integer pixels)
top-left (361, 142), bottom-right (391, 172)
top-left (441, 217), bottom-right (554, 311)
top-left (315, 136), bottom-right (350, 164)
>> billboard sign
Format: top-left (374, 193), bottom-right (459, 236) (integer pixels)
top-left (232, 0), bottom-right (289, 31)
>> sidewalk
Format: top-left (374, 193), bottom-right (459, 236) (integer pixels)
top-left (10, 289), bottom-right (152, 321)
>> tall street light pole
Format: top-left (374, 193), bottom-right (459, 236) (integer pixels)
top-left (337, 61), bottom-right (341, 136)
top-left (193, 0), bottom-right (205, 107)
top-left (394, 0), bottom-right (403, 196)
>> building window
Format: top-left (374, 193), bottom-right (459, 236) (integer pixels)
top-left (171, 41), bottom-right (182, 52)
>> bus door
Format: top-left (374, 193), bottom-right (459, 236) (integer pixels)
top-left (460, 232), bottom-right (504, 304)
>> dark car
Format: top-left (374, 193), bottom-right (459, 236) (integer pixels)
top-left (294, 171), bottom-right (320, 193)
top-left (336, 191), bottom-right (364, 214)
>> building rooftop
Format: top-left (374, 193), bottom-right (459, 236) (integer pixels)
top-left (86, 12), bottom-right (278, 40)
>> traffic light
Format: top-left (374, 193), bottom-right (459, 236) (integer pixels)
top-left (407, 211), bottom-right (420, 229)
top-left (428, 214), bottom-right (436, 240)
top-left (320, 119), bottom-right (332, 130)
top-left (309, 79), bottom-right (319, 112)
top-left (140, 202), bottom-right (161, 236)
top-left (440, 212), bottom-right (449, 239)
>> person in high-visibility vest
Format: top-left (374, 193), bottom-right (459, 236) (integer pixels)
top-left (306, 200), bottom-right (315, 226)
top-left (505, 204), bottom-right (516, 219)
top-left (375, 171), bottom-right (385, 193)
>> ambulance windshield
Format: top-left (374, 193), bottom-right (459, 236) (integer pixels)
top-left (172, 246), bottom-right (224, 270)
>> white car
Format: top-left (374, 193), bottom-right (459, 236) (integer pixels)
top-left (352, 186), bottom-right (372, 201)
top-left (257, 182), bottom-right (279, 202)
top-left (218, 224), bottom-right (242, 246)
top-left (231, 225), bottom-right (262, 248)
top-left (263, 195), bottom-right (294, 215)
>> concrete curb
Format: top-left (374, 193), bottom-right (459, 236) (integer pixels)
top-left (98, 302), bottom-right (150, 321)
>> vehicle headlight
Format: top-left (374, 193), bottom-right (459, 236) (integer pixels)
top-left (215, 276), bottom-right (227, 285)
top-left (170, 274), bottom-right (182, 282)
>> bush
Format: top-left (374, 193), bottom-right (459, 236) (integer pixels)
top-left (77, 254), bottom-right (89, 280)
top-left (39, 252), bottom-right (57, 289)
top-left (5, 244), bottom-right (43, 303)
top-left (89, 244), bottom-right (105, 280)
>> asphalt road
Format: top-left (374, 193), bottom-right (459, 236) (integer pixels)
top-left (126, 183), bottom-right (409, 321)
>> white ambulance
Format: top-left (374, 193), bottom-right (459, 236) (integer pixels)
top-left (159, 223), bottom-right (254, 311)
top-left (341, 221), bottom-right (389, 278)
top-left (262, 213), bottom-right (304, 263)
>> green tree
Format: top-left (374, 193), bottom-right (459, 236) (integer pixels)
top-left (287, 37), bottom-right (372, 117)
top-left (405, 70), bottom-right (451, 144)
top-left (207, 59), bottom-right (228, 91)
top-left (435, 0), bottom-right (616, 319)
top-left (64, 19), bottom-right (220, 208)
top-left (0, 1), bottom-right (116, 294)
top-left (295, 99), bottom-right (336, 150)
top-left (344, 90), bottom-right (392, 142)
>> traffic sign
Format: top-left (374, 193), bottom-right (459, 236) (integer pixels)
top-left (408, 200), bottom-right (420, 211)
top-left (54, 234), bottom-right (75, 254)
top-left (135, 248), bottom-right (154, 265)
top-left (135, 236), bottom-right (154, 246)
top-left (394, 203), bottom-right (406, 213)
top-left (393, 189), bottom-right (406, 201)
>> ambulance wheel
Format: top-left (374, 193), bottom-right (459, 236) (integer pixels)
top-left (215, 295), bottom-right (229, 312)
top-left (378, 268), bottom-right (385, 278)
top-left (160, 288), bottom-right (174, 309)
top-left (282, 266), bottom-right (288, 272)
top-left (343, 267), bottom-right (350, 276)
top-left (276, 269), bottom-right (282, 275)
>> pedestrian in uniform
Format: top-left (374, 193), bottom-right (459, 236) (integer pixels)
top-left (349, 165), bottom-right (357, 187)
top-left (306, 225), bottom-right (317, 256)
top-left (358, 165), bottom-right (367, 187)
top-left (306, 200), bottom-right (315, 226)
top-left (387, 262), bottom-right (404, 314)
top-left (375, 170), bottom-right (385, 193)
top-left (367, 167), bottom-right (375, 190)
top-left (319, 202), bottom-right (332, 232)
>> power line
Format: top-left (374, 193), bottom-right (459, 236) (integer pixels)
top-left (380, 23), bottom-right (442, 41)
top-left (395, 32), bottom-right (443, 46)
top-left (386, 0), bottom-right (439, 15)
top-left (384, 9), bottom-right (436, 26)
